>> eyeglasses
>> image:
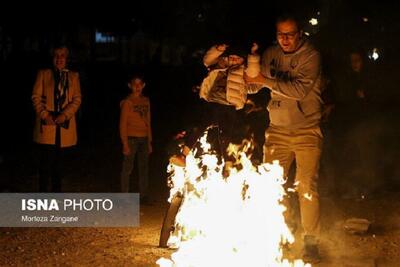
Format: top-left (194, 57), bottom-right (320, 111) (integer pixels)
top-left (276, 31), bottom-right (299, 39)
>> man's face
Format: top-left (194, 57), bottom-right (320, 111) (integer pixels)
top-left (350, 53), bottom-right (363, 73)
top-left (53, 48), bottom-right (68, 70)
top-left (276, 20), bottom-right (301, 53)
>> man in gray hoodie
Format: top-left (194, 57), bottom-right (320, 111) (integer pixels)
top-left (245, 14), bottom-right (323, 263)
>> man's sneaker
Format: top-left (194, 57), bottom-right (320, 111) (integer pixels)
top-left (302, 235), bottom-right (321, 263)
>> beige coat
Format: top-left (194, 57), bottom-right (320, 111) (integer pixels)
top-left (32, 69), bottom-right (82, 147)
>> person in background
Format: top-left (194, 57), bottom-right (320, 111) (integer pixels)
top-left (32, 45), bottom-right (82, 192)
top-left (334, 49), bottom-right (376, 198)
top-left (119, 74), bottom-right (152, 204)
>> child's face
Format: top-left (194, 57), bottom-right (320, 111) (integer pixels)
top-left (228, 55), bottom-right (244, 66)
top-left (128, 78), bottom-right (145, 94)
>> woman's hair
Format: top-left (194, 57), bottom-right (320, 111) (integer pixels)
top-left (51, 44), bottom-right (69, 57)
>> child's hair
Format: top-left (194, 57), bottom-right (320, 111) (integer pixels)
top-left (51, 44), bottom-right (69, 56)
top-left (221, 45), bottom-right (247, 59)
top-left (128, 72), bottom-right (145, 83)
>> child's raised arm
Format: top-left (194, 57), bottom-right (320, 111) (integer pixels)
top-left (246, 42), bottom-right (261, 78)
top-left (203, 44), bottom-right (228, 67)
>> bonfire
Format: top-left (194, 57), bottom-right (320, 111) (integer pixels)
top-left (157, 128), bottom-right (310, 267)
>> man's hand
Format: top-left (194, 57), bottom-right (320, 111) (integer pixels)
top-left (55, 113), bottom-right (67, 124)
top-left (244, 72), bottom-right (266, 84)
top-left (44, 113), bottom-right (56, 125)
top-left (148, 143), bottom-right (153, 154)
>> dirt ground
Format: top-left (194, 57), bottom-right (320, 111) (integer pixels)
top-left (0, 190), bottom-right (400, 267)
top-left (1, 121), bottom-right (399, 266)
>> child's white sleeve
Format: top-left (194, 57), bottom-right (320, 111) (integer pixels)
top-left (245, 54), bottom-right (261, 78)
top-left (203, 45), bottom-right (225, 67)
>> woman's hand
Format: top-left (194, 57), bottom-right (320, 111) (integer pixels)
top-left (44, 113), bottom-right (56, 125)
top-left (55, 113), bottom-right (67, 124)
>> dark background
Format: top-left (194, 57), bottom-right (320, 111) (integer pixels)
top-left (0, 0), bottom-right (399, 195)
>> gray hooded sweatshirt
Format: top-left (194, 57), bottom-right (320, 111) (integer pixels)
top-left (249, 39), bottom-right (323, 130)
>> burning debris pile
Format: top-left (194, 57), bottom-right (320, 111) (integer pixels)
top-left (157, 129), bottom-right (310, 267)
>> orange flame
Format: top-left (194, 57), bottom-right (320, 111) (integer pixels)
top-left (158, 130), bottom-right (310, 267)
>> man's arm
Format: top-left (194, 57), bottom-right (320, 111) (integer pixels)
top-left (272, 52), bottom-right (321, 100)
top-left (246, 51), bottom-right (321, 100)
top-left (244, 48), bottom-right (269, 94)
